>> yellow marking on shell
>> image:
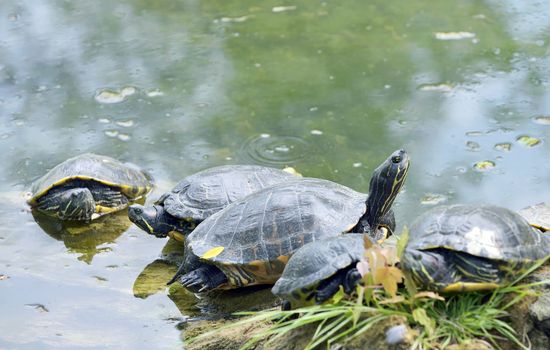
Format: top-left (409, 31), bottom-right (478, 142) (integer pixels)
top-left (282, 167), bottom-right (302, 177)
top-left (29, 175), bottom-right (152, 205)
top-left (168, 231), bottom-right (186, 243)
top-left (442, 282), bottom-right (500, 293)
top-left (201, 246), bottom-right (225, 260)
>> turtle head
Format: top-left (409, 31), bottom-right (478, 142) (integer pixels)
top-left (401, 248), bottom-right (448, 291)
top-left (128, 204), bottom-right (196, 239)
top-left (128, 204), bottom-right (174, 238)
top-left (365, 149), bottom-right (410, 229)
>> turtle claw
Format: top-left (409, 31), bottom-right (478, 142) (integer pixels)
top-left (176, 265), bottom-right (228, 293)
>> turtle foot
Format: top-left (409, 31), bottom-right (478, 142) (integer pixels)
top-left (177, 265), bottom-right (227, 293)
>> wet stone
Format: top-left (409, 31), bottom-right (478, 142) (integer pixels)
top-left (385, 324), bottom-right (408, 345)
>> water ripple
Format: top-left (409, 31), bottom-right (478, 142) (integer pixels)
top-left (240, 134), bottom-right (310, 166)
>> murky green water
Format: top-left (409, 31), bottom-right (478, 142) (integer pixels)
top-left (1, 1), bottom-right (549, 348)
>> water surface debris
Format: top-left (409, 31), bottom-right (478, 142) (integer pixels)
top-left (434, 31), bottom-right (476, 40)
top-left (95, 86), bottom-right (137, 104)
top-left (219, 16), bottom-right (249, 23)
top-left (494, 142), bottom-right (511, 152)
top-left (516, 135), bottom-right (541, 147)
top-left (420, 193), bottom-right (448, 205)
top-left (466, 141), bottom-right (480, 151)
top-left (25, 303), bottom-right (49, 313)
top-left (533, 116), bottom-right (550, 125)
top-left (272, 6), bottom-right (297, 13)
top-left (473, 160), bottom-right (496, 171)
top-left (418, 83), bottom-right (453, 92)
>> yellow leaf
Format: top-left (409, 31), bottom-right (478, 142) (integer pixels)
top-left (381, 275), bottom-right (398, 297)
top-left (381, 246), bottom-right (399, 265)
top-left (387, 266), bottom-right (404, 282)
top-left (363, 234), bottom-right (374, 249)
top-left (374, 266), bottom-right (387, 284)
top-left (378, 295), bottom-right (406, 305)
top-left (201, 246), bottom-right (225, 259)
top-left (413, 291), bottom-right (445, 301)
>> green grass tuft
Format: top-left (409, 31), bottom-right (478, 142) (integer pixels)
top-left (185, 257), bottom-right (550, 350)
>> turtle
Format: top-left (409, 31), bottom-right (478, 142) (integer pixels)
top-left (400, 204), bottom-right (550, 293)
top-left (127, 165), bottom-right (300, 242)
top-left (27, 153), bottom-right (153, 221)
top-left (519, 202), bottom-right (550, 232)
top-left (272, 234), bottom-right (366, 309)
top-left (167, 149), bottom-right (410, 293)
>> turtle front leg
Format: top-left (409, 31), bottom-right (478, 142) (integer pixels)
top-left (37, 187), bottom-right (95, 221)
top-left (315, 267), bottom-right (362, 304)
top-left (172, 264), bottom-right (228, 293)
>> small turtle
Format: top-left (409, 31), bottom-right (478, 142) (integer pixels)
top-left (401, 204), bottom-right (550, 293)
top-left (28, 153), bottom-right (153, 221)
top-left (272, 234), bottom-right (366, 309)
top-left (128, 165), bottom-right (299, 241)
top-left (519, 202), bottom-right (550, 232)
top-left (168, 149), bottom-right (409, 292)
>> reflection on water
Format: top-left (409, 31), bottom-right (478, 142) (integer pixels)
top-left (133, 238), bottom-right (276, 322)
top-left (1, 0), bottom-right (550, 348)
top-left (169, 284), bottom-right (278, 321)
top-left (32, 210), bottom-right (133, 263)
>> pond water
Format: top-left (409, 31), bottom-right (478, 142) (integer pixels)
top-left (1, 1), bottom-right (550, 348)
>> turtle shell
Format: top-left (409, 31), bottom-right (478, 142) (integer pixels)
top-left (272, 234), bottom-right (364, 299)
top-left (28, 153), bottom-right (152, 205)
top-left (407, 204), bottom-right (550, 262)
top-left (186, 178), bottom-right (367, 287)
top-left (158, 165), bottom-right (297, 221)
top-left (519, 203), bottom-right (550, 232)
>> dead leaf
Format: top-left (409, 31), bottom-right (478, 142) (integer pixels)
top-left (413, 291), bottom-right (445, 301)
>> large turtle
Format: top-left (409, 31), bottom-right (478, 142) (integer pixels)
top-left (168, 149), bottom-right (410, 292)
top-left (272, 234), bottom-right (365, 309)
top-left (401, 204), bottom-right (550, 293)
top-left (28, 153), bottom-right (153, 221)
top-left (128, 165), bottom-right (300, 242)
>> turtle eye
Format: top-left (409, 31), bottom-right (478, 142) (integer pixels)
top-left (391, 156), bottom-right (402, 164)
